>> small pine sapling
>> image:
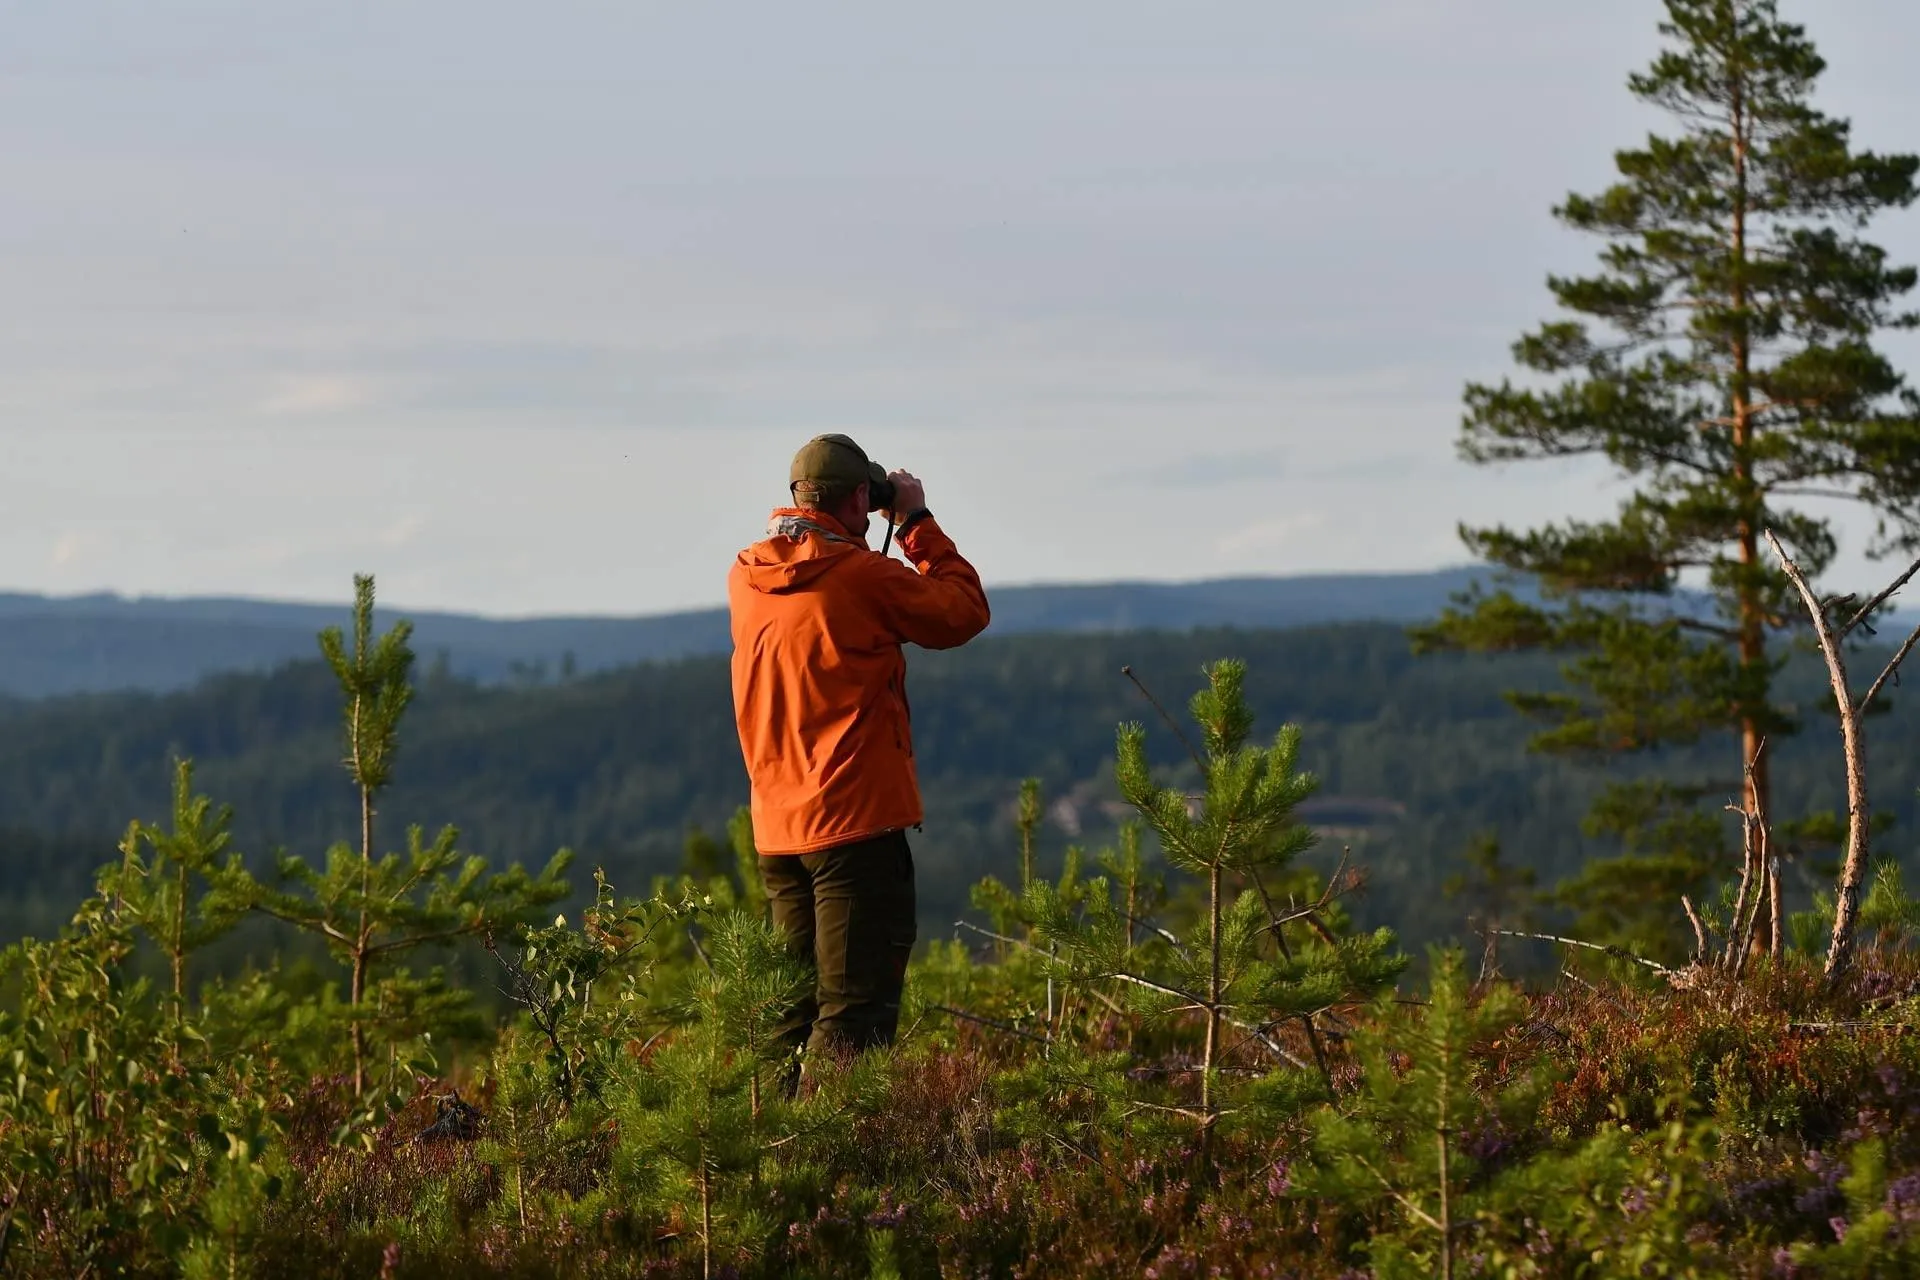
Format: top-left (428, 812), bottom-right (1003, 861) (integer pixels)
top-left (1017, 778), bottom-right (1042, 899)
top-left (1299, 948), bottom-right (1544, 1280)
top-left (98, 760), bottom-right (249, 1034)
top-left (178, 1098), bottom-right (286, 1280)
top-left (1022, 660), bottom-right (1404, 1149)
top-left (228, 575), bottom-right (572, 1104)
top-left (611, 910), bottom-right (816, 1279)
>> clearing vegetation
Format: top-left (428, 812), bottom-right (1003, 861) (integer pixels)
top-left (6, 2), bottom-right (1920, 1276)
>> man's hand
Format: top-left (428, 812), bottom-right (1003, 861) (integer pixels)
top-left (882, 469), bottom-right (926, 520)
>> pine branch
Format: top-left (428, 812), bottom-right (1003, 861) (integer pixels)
top-left (1118, 910), bottom-right (1190, 957)
top-left (1123, 1101), bottom-right (1235, 1125)
top-left (1772, 487), bottom-right (1867, 502)
top-left (1673, 617), bottom-right (1742, 641)
top-left (1217, 1022), bottom-right (1313, 1073)
top-left (249, 903), bottom-right (355, 947)
top-left (364, 923), bottom-right (487, 959)
top-left (1346, 1150), bottom-right (1445, 1234)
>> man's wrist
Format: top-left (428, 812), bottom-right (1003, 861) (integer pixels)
top-left (893, 507), bottom-right (933, 538)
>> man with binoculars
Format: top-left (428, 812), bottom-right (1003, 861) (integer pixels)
top-left (728, 433), bottom-right (991, 1073)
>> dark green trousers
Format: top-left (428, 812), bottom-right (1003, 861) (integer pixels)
top-left (760, 830), bottom-right (917, 1059)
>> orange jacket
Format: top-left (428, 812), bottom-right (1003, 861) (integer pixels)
top-left (728, 508), bottom-right (991, 855)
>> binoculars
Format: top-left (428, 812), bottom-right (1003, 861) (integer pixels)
top-left (867, 468), bottom-right (897, 514)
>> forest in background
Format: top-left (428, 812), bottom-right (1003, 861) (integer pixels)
top-left (0, 620), bottom-right (1911, 969)
top-left (0, 567), bottom-right (1507, 697)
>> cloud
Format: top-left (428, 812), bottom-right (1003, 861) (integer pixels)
top-left (1214, 512), bottom-right (1327, 559)
top-left (48, 530), bottom-right (99, 568)
top-left (1125, 449), bottom-right (1291, 488)
top-left (260, 376), bottom-right (374, 416)
top-left (377, 514), bottom-right (428, 549)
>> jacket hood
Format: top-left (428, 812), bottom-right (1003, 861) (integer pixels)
top-left (734, 508), bottom-right (869, 593)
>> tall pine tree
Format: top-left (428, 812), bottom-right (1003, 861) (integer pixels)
top-left (1418, 0), bottom-right (1920, 958)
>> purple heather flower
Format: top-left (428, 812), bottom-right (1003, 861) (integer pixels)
top-left (1887, 1172), bottom-right (1920, 1220)
top-left (1265, 1159), bottom-right (1292, 1199)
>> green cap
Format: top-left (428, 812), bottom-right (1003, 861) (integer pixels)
top-left (789, 433), bottom-right (884, 503)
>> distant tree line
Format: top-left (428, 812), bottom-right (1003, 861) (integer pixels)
top-left (1, 621), bottom-right (1912, 965)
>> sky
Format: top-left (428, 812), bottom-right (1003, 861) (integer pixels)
top-left (3, 1), bottom-right (1918, 617)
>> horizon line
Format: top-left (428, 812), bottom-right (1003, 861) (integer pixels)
top-left (0, 563), bottom-right (1501, 625)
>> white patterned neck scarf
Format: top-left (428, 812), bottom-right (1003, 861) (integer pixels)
top-left (768, 512), bottom-right (861, 545)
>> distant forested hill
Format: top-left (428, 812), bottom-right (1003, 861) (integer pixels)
top-left (0, 569), bottom-right (1521, 697)
top-left (0, 621), bottom-right (1909, 955)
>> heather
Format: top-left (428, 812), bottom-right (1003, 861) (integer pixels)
top-left (12, 802), bottom-right (1920, 1279)
top-left (7, 581), bottom-right (1920, 1279)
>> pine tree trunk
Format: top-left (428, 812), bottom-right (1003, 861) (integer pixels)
top-left (1727, 66), bottom-right (1777, 962)
top-left (700, 1160), bottom-right (713, 1280)
top-left (171, 861), bottom-right (188, 1015)
top-left (1435, 982), bottom-right (1455, 1280)
top-left (351, 772), bottom-right (374, 1099)
top-left (1202, 859), bottom-right (1222, 1131)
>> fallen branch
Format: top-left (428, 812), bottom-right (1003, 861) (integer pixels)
top-left (927, 1003), bottom-right (1051, 1046)
top-left (1493, 929), bottom-right (1675, 976)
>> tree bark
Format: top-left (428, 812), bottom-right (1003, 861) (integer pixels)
top-left (352, 702), bottom-right (374, 1099)
top-left (1202, 859), bottom-right (1223, 1153)
top-left (1727, 67), bottom-right (1776, 962)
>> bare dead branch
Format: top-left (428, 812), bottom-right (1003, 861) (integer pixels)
top-left (1681, 895), bottom-right (1708, 962)
top-left (1842, 553), bottom-right (1920, 639)
top-left (1493, 929), bottom-right (1675, 976)
top-left (1122, 665), bottom-right (1207, 775)
top-left (926, 1004), bottom-right (1051, 1046)
top-left (1766, 529), bottom-right (1872, 981)
top-left (1858, 616), bottom-right (1920, 715)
